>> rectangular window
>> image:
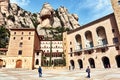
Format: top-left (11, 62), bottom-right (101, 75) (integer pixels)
top-left (112, 29), bottom-right (115, 33)
top-left (70, 53), bottom-right (72, 57)
top-left (118, 0), bottom-right (120, 5)
top-left (90, 42), bottom-right (94, 47)
top-left (113, 37), bottom-right (119, 43)
top-left (70, 42), bottom-right (72, 45)
top-left (70, 48), bottom-right (72, 52)
top-left (18, 50), bottom-right (22, 55)
top-left (36, 52), bottom-right (39, 56)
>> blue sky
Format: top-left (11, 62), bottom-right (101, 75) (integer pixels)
top-left (10, 0), bottom-right (113, 26)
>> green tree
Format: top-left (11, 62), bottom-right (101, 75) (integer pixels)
top-left (0, 26), bottom-right (9, 48)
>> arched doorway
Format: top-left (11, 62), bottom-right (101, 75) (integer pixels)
top-left (78, 59), bottom-right (83, 69)
top-left (102, 56), bottom-right (111, 68)
top-left (35, 59), bottom-right (39, 65)
top-left (0, 59), bottom-right (3, 68)
top-left (70, 60), bottom-right (75, 69)
top-left (16, 60), bottom-right (22, 68)
top-left (88, 58), bottom-right (95, 68)
top-left (115, 55), bottom-right (120, 68)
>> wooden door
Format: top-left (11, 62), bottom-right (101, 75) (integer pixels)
top-left (16, 60), bottom-right (22, 68)
top-left (0, 59), bottom-right (3, 68)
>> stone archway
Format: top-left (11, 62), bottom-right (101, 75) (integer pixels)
top-left (70, 60), bottom-right (75, 69)
top-left (0, 59), bottom-right (3, 68)
top-left (78, 59), bottom-right (83, 69)
top-left (115, 55), bottom-right (120, 68)
top-left (16, 60), bottom-right (22, 68)
top-left (102, 56), bottom-right (111, 68)
top-left (88, 58), bottom-right (95, 68)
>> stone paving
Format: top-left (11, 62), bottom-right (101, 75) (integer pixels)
top-left (0, 68), bottom-right (120, 80)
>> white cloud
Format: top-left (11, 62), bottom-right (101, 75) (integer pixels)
top-left (76, 0), bottom-right (113, 25)
top-left (10, 0), bottom-right (30, 6)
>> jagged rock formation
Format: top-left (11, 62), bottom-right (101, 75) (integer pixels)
top-left (37, 3), bottom-right (80, 35)
top-left (0, 0), bottom-right (36, 29)
top-left (0, 0), bottom-right (80, 38)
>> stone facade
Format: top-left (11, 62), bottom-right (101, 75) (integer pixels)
top-left (35, 40), bottom-right (63, 68)
top-left (1, 0), bottom-right (120, 70)
top-left (63, 0), bottom-right (120, 69)
top-left (6, 28), bottom-right (40, 69)
top-left (0, 28), bottom-right (64, 69)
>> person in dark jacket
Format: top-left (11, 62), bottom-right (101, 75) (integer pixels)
top-left (86, 66), bottom-right (90, 78)
top-left (38, 66), bottom-right (42, 77)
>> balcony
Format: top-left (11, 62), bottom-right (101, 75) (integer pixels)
top-left (96, 39), bottom-right (108, 49)
top-left (85, 42), bottom-right (94, 50)
top-left (102, 39), bottom-right (108, 45)
top-left (74, 49), bottom-right (83, 53)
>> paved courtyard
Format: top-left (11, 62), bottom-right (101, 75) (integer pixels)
top-left (0, 68), bottom-right (120, 80)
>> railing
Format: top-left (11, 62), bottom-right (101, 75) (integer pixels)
top-left (69, 43), bottom-right (119, 54)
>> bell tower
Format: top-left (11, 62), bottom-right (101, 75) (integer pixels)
top-left (111, 0), bottom-right (120, 33)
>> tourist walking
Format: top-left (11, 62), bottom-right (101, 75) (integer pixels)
top-left (38, 66), bottom-right (42, 77)
top-left (86, 66), bottom-right (90, 78)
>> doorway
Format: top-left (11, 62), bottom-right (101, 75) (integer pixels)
top-left (78, 59), bottom-right (83, 69)
top-left (115, 55), bottom-right (120, 68)
top-left (102, 56), bottom-right (111, 68)
top-left (16, 60), bottom-right (22, 68)
top-left (70, 60), bottom-right (75, 69)
top-left (0, 59), bottom-right (3, 68)
top-left (88, 58), bottom-right (95, 68)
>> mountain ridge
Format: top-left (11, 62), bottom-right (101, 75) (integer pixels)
top-left (0, 0), bottom-right (81, 39)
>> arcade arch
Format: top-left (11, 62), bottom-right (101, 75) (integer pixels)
top-left (78, 59), bottom-right (83, 69)
top-left (102, 56), bottom-right (111, 68)
top-left (88, 58), bottom-right (95, 68)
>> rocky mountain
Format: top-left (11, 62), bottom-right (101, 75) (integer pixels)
top-left (0, 0), bottom-right (80, 38)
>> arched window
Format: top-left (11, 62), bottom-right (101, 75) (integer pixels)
top-left (85, 31), bottom-right (94, 48)
top-left (36, 52), bottom-right (39, 56)
top-left (75, 34), bottom-right (82, 50)
top-left (36, 59), bottom-right (39, 65)
top-left (21, 37), bottom-right (23, 40)
top-left (14, 32), bottom-right (16, 35)
top-left (96, 27), bottom-right (108, 45)
top-left (19, 42), bottom-right (23, 47)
